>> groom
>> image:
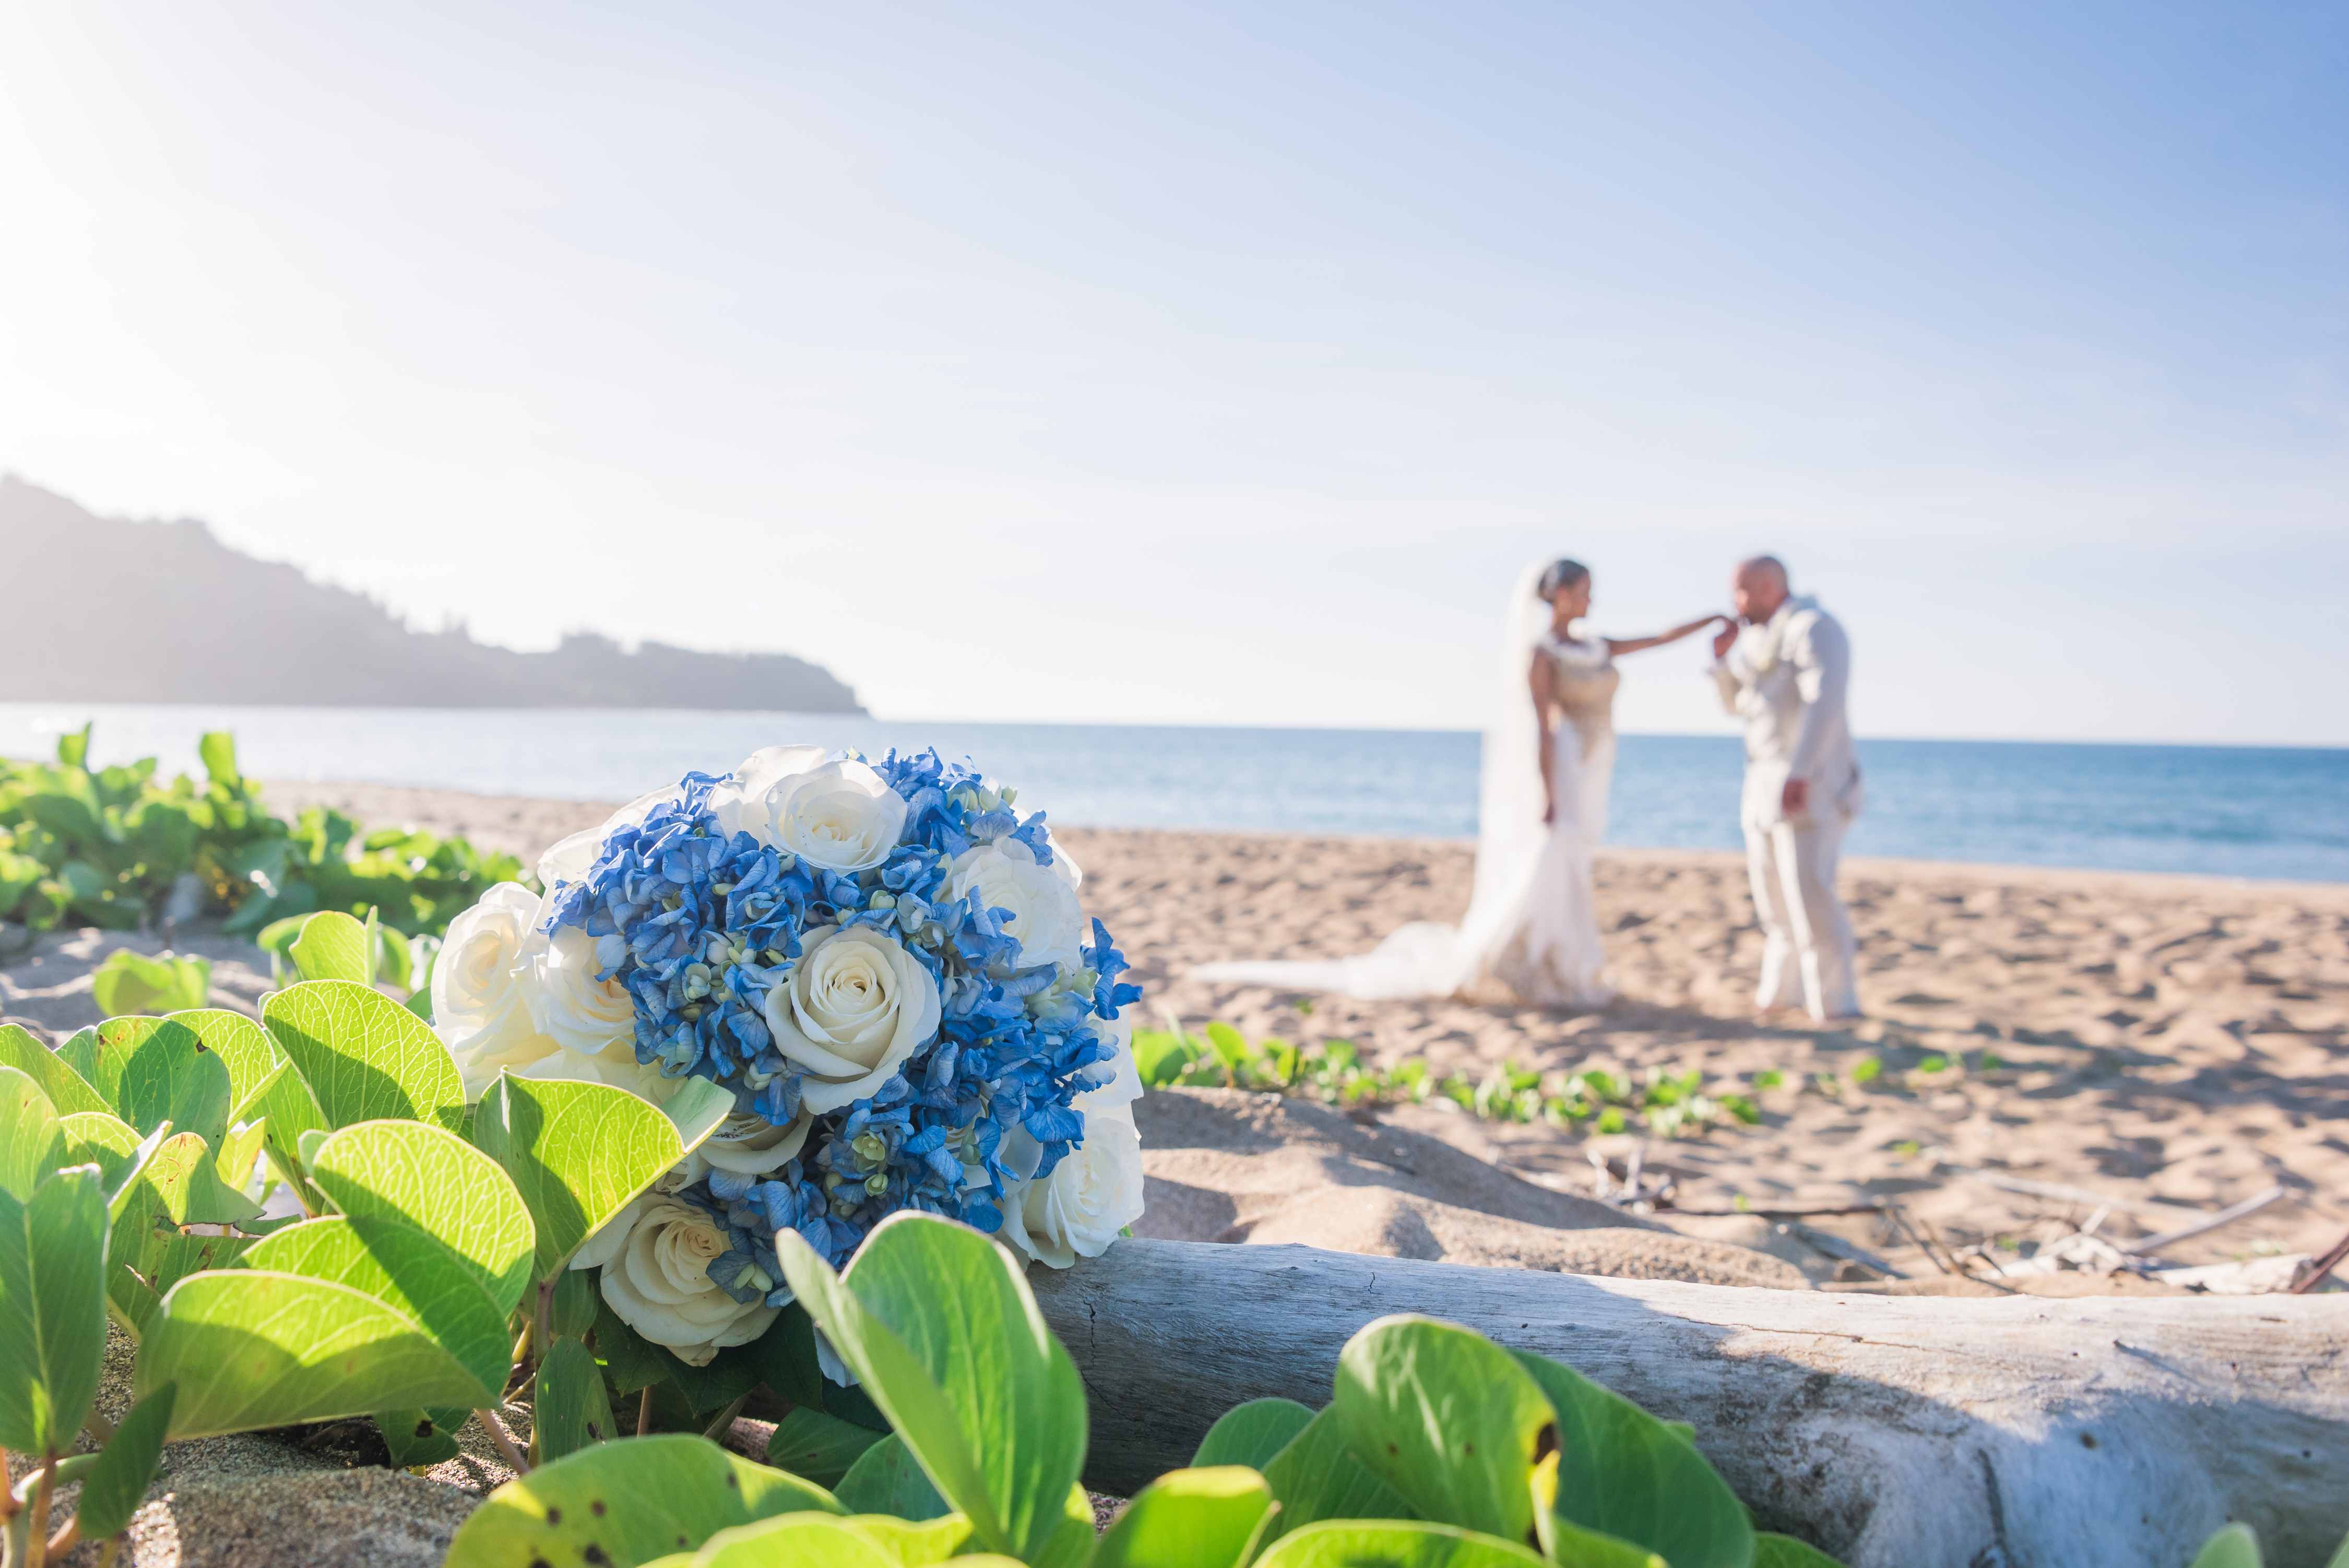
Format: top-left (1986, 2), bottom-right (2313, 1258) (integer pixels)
top-left (1709, 556), bottom-right (1862, 1022)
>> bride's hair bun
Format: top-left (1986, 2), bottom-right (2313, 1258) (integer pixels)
top-left (1537, 559), bottom-right (1589, 599)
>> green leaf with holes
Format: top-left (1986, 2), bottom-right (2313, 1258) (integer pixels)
top-left (443, 1433), bottom-right (843, 1568)
top-left (1510, 1348), bottom-right (1753, 1568)
top-left (0, 1165), bottom-right (109, 1455)
top-left (1333, 1315), bottom-right (1557, 1545)
top-left (165, 1009), bottom-right (279, 1109)
top-left (1260, 1404), bottom-right (1415, 1541)
top-left (535, 1334), bottom-right (619, 1463)
top-left (0, 1066), bottom-right (63, 1201)
top-left (263, 980), bottom-right (464, 1132)
top-left (378, 1405), bottom-right (471, 1468)
top-left (309, 1119), bottom-right (533, 1313)
top-left (0, 1024), bottom-right (106, 1117)
top-left (85, 1016), bottom-right (232, 1148)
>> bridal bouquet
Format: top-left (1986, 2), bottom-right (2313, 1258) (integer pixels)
top-left (428, 745), bottom-right (1147, 1364)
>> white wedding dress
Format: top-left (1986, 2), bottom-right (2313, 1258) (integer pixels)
top-left (1193, 562), bottom-right (1618, 1007)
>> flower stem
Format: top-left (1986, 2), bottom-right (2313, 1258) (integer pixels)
top-left (44, 1515), bottom-right (80, 1561)
top-left (25, 1456), bottom-right (56, 1568)
top-left (475, 1409), bottom-right (528, 1475)
top-left (636, 1387), bottom-right (653, 1438)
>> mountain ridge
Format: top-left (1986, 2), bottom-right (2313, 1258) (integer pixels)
top-left (0, 476), bottom-right (864, 712)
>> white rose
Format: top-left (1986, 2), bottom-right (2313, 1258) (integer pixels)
top-left (727, 750), bottom-right (908, 873)
top-left (998, 1100), bottom-right (1145, 1270)
top-left (522, 922), bottom-right (637, 1056)
top-left (433, 882), bottom-right (560, 1099)
top-left (693, 1107), bottom-right (815, 1180)
top-left (596, 1197), bottom-right (779, 1365)
top-left (764, 925), bottom-right (941, 1113)
top-left (948, 838), bottom-right (1088, 972)
top-left (568, 1194), bottom-right (643, 1273)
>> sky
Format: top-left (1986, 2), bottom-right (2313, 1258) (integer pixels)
top-left (2, 4), bottom-right (2344, 742)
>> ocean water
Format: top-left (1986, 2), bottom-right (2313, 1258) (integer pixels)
top-left (3, 704), bottom-right (2345, 883)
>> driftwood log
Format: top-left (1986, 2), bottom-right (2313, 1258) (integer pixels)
top-left (1029, 1238), bottom-right (2349, 1568)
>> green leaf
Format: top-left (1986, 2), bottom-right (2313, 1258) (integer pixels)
top-left (0, 1066), bottom-right (63, 1201)
top-left (263, 979), bottom-right (465, 1132)
top-left (0, 1024), bottom-right (107, 1117)
top-left (765, 1405), bottom-right (887, 1488)
top-left (1752, 1535), bottom-right (1846, 1568)
top-left (740, 1303), bottom-right (822, 1410)
top-left (0, 1166), bottom-right (109, 1455)
top-left (833, 1434), bottom-right (951, 1522)
top-left (55, 1027), bottom-right (102, 1088)
top-left (1509, 1349), bottom-right (1753, 1568)
top-left (591, 1291), bottom-right (678, 1398)
top-left (58, 1111), bottom-right (144, 1194)
top-left (1260, 1405), bottom-right (1416, 1542)
top-left (136, 1266), bottom-right (499, 1438)
top-left (537, 1334), bottom-right (620, 1461)
top-left (58, 722), bottom-right (91, 768)
top-left (87, 1016), bottom-right (232, 1147)
top-left (215, 1116), bottom-right (269, 1192)
top-left (232, 1058), bottom-right (329, 1193)
top-left (141, 1230), bottom-right (252, 1299)
top-left (828, 1513), bottom-right (978, 1565)
top-left (165, 1009), bottom-right (279, 1109)
top-left (693, 1515), bottom-right (901, 1568)
top-left (377, 1406), bottom-right (471, 1468)
top-left (1093, 1466), bottom-right (1277, 1568)
top-left (443, 1433), bottom-right (843, 1568)
top-left (551, 1264), bottom-right (600, 1338)
top-left (235, 1214), bottom-right (512, 1399)
top-left (91, 951), bottom-right (211, 1017)
top-left (198, 731), bottom-right (240, 784)
top-left (778, 1212), bottom-right (1087, 1562)
top-left (105, 1131), bottom-right (247, 1333)
top-left (1333, 1316), bottom-right (1557, 1543)
top-left (2189, 1524), bottom-right (2264, 1568)
top-left (473, 1073), bottom-right (690, 1281)
top-left (663, 1076), bottom-right (736, 1158)
top-left (73, 1380), bottom-right (175, 1538)
top-left (1253, 1521), bottom-right (1553, 1568)
top-left (309, 1118), bottom-right (535, 1314)
top-left (1194, 1396), bottom-right (1316, 1471)
top-left (289, 910), bottom-right (373, 985)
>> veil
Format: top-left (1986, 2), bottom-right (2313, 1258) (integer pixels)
top-left (1190, 560), bottom-right (1561, 1000)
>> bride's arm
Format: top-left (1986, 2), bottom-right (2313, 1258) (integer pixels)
top-left (1605, 614), bottom-right (1732, 656)
top-left (1529, 647), bottom-right (1559, 824)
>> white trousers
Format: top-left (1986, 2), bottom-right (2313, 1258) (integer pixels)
top-left (1743, 810), bottom-right (1858, 1020)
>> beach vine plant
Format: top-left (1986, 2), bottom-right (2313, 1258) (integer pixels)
top-left (1132, 1021), bottom-right (1762, 1139)
top-left (447, 1208), bottom-right (2324, 1568)
top-left (0, 726), bottom-right (523, 941)
top-left (0, 906), bottom-right (845, 1568)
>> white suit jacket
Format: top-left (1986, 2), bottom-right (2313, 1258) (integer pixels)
top-left (1708, 595), bottom-right (1862, 830)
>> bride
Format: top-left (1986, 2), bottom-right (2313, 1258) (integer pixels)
top-left (1195, 559), bottom-right (1724, 1006)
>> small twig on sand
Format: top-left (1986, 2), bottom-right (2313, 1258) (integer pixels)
top-left (1882, 1207), bottom-right (1956, 1276)
top-left (2289, 1228), bottom-right (2349, 1296)
top-left (1666, 1203), bottom-right (1893, 1218)
top-left (475, 1408), bottom-right (528, 1474)
top-left (2122, 1185), bottom-right (2286, 1257)
top-left (1784, 1221), bottom-right (1908, 1280)
top-left (1937, 1164), bottom-right (2207, 1224)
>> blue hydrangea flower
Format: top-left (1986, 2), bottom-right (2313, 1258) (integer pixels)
top-left (544, 750), bottom-right (1144, 1269)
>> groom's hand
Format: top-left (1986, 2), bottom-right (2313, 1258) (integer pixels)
top-left (1781, 777), bottom-right (1811, 817)
top-left (1711, 619), bottom-right (1740, 660)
